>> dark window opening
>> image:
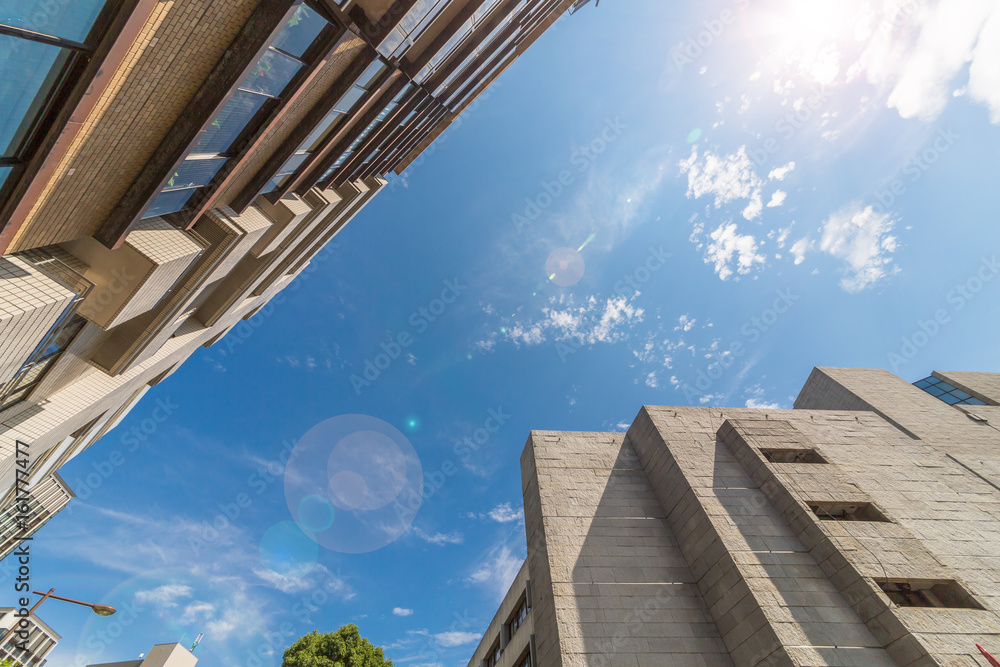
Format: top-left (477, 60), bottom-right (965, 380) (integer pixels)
top-left (877, 579), bottom-right (983, 609)
top-left (484, 638), bottom-right (501, 667)
top-left (506, 594), bottom-right (530, 640)
top-left (809, 501), bottom-right (891, 522)
top-left (760, 448), bottom-right (828, 464)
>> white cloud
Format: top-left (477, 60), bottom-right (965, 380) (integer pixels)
top-left (645, 371), bottom-right (659, 388)
top-left (412, 527), bottom-right (464, 545)
top-left (790, 237), bottom-right (811, 264)
top-left (767, 190), bottom-right (787, 208)
top-left (768, 162), bottom-right (796, 181)
top-left (487, 503), bottom-right (523, 524)
top-left (882, 0), bottom-right (996, 121)
top-left (135, 584), bottom-right (192, 608)
top-left (968, 6), bottom-right (1000, 122)
top-left (477, 293), bottom-right (645, 350)
top-left (393, 607), bottom-right (414, 617)
top-left (467, 543), bottom-right (523, 601)
top-left (433, 632), bottom-right (481, 648)
top-left (746, 398), bottom-right (781, 409)
top-left (704, 223), bottom-right (766, 280)
top-left (679, 146), bottom-right (765, 220)
top-left (674, 314), bottom-right (696, 332)
top-left (819, 203), bottom-right (900, 291)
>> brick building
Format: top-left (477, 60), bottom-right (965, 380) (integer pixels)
top-left (468, 368), bottom-right (1000, 666)
top-left (0, 0), bottom-right (593, 557)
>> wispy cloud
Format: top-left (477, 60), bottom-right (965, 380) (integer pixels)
top-left (393, 607), bottom-right (414, 617)
top-left (411, 526), bottom-right (464, 545)
top-left (466, 503), bottom-right (523, 524)
top-left (477, 293), bottom-right (645, 351)
top-left (466, 541), bottom-right (523, 601)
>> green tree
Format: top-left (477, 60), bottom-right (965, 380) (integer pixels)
top-left (282, 625), bottom-right (393, 667)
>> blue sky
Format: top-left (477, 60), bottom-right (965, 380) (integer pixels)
top-left (10, 0), bottom-right (1000, 665)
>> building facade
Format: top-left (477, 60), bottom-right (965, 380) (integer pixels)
top-left (469, 368), bottom-right (1000, 666)
top-left (89, 641), bottom-right (198, 667)
top-left (0, 0), bottom-right (590, 557)
top-left (0, 607), bottom-right (60, 666)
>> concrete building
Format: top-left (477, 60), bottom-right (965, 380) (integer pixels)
top-left (88, 642), bottom-right (198, 667)
top-left (0, 0), bottom-right (590, 557)
top-left (0, 607), bottom-right (60, 666)
top-left (468, 368), bottom-right (1000, 667)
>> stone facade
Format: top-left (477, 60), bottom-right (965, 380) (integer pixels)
top-left (468, 368), bottom-right (1000, 666)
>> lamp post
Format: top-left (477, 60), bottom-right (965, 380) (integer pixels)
top-left (0, 589), bottom-right (115, 657)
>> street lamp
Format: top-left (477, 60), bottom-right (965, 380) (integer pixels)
top-left (0, 589), bottom-right (116, 655)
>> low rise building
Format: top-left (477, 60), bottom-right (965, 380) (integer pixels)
top-left (469, 368), bottom-right (1000, 666)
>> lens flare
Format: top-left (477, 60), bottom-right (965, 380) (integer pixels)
top-left (545, 247), bottom-right (586, 287)
top-left (284, 414), bottom-right (422, 554)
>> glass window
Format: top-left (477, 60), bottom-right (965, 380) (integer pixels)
top-left (276, 151), bottom-right (309, 176)
top-left (272, 4), bottom-right (327, 58)
top-left (0, 164), bottom-right (12, 189)
top-left (303, 109), bottom-right (344, 151)
top-left (0, 35), bottom-right (71, 157)
top-left (163, 157), bottom-right (227, 191)
top-left (144, 187), bottom-right (197, 218)
top-left (194, 90), bottom-right (269, 153)
top-left (358, 60), bottom-right (386, 88)
top-left (378, 27), bottom-right (405, 57)
top-left (241, 49), bottom-right (303, 97)
top-left (335, 86), bottom-right (367, 113)
top-left (0, 0), bottom-right (108, 43)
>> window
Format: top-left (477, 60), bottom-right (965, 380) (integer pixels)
top-left (484, 639), bottom-right (501, 667)
top-left (914, 376), bottom-right (987, 406)
top-left (760, 448), bottom-right (828, 464)
top-left (0, 313), bottom-right (86, 412)
top-left (877, 579), bottom-right (983, 609)
top-left (142, 3), bottom-right (331, 219)
top-left (809, 501), bottom-right (891, 523)
top-left (0, 0), bottom-right (115, 204)
top-left (267, 59), bottom-right (394, 193)
top-left (513, 649), bottom-right (531, 667)
top-left (506, 595), bottom-right (529, 639)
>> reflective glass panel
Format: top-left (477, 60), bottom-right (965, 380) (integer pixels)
top-left (194, 90), bottom-right (268, 153)
top-left (0, 35), bottom-right (69, 157)
top-left (276, 151), bottom-right (309, 176)
top-left (163, 157), bottom-right (227, 191)
top-left (334, 86), bottom-right (366, 113)
top-left (272, 3), bottom-right (327, 58)
top-left (0, 0), bottom-right (108, 42)
top-left (0, 164), bottom-right (12, 190)
top-left (241, 49), bottom-right (302, 97)
top-left (358, 60), bottom-right (386, 88)
top-left (303, 109), bottom-right (343, 151)
top-left (143, 188), bottom-right (196, 218)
